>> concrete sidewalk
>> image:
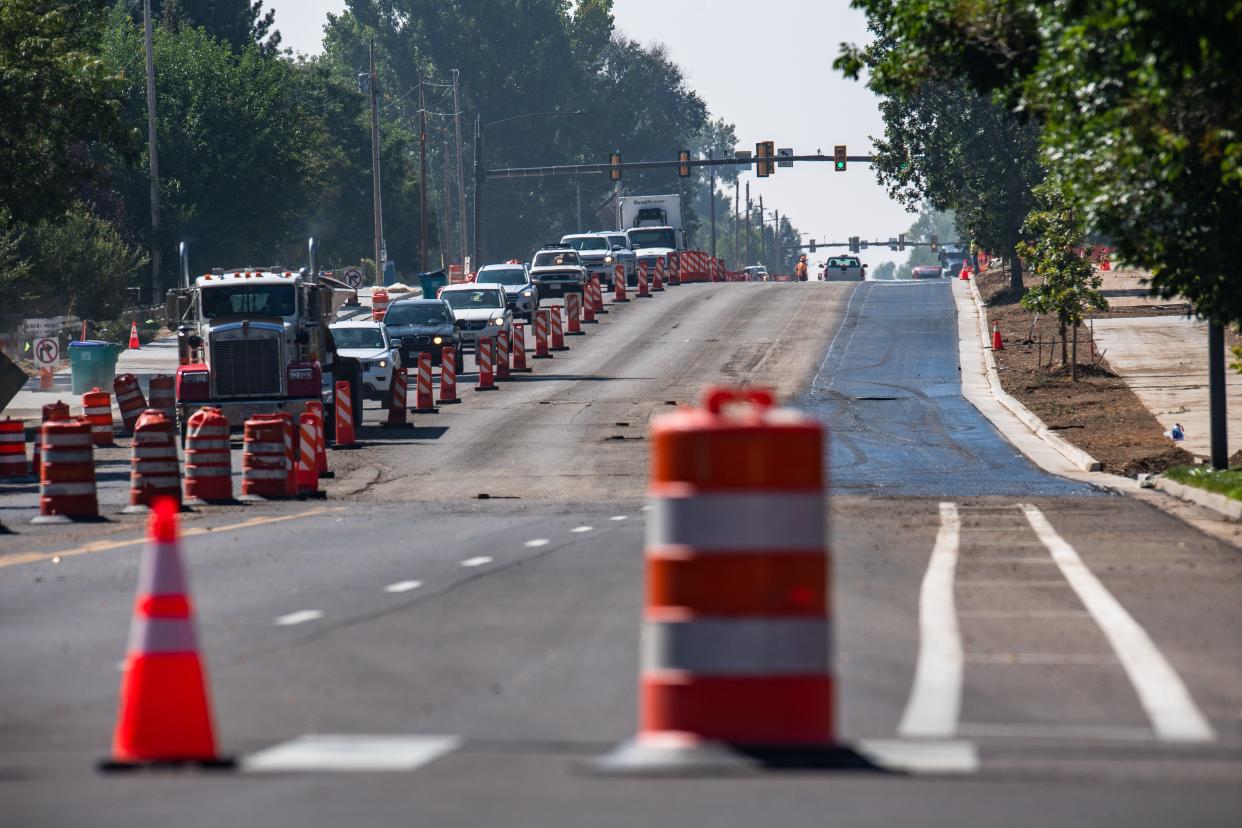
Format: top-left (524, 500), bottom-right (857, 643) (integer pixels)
top-left (1091, 314), bottom-right (1241, 460)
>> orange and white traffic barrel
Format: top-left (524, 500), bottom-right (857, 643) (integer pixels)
top-left (113, 374), bottom-right (148, 435)
top-left (82, 387), bottom-right (116, 446)
top-left (240, 415), bottom-right (291, 500)
top-left (598, 386), bottom-right (832, 771)
top-left (386, 367), bottom-right (410, 427)
top-left (372, 288), bottom-right (390, 321)
top-left (439, 347), bottom-right (461, 403)
top-left (614, 264), bottom-right (629, 302)
top-left (510, 324), bottom-right (531, 373)
top-left (414, 352), bottom-right (437, 412)
top-left (591, 275), bottom-right (608, 315)
top-left (31, 401), bottom-right (70, 477)
top-left (653, 258), bottom-right (666, 291)
top-left (565, 293), bottom-right (584, 335)
top-left (582, 289), bottom-right (597, 324)
top-left (332, 381), bottom-right (357, 449)
top-left (550, 306), bottom-right (568, 351)
top-left (669, 253), bottom-right (681, 286)
top-left (534, 309), bottom-right (553, 359)
top-left (0, 417), bottom-right (28, 479)
top-left (637, 263), bottom-right (651, 298)
top-left (33, 419), bottom-right (99, 523)
top-left (303, 400), bottom-right (332, 477)
top-left (184, 407), bottom-right (234, 504)
top-left (475, 337), bottom-right (498, 391)
top-left (496, 329), bottom-right (512, 381)
top-left (148, 375), bottom-right (176, 420)
top-left (126, 410), bottom-right (182, 513)
top-left (274, 411), bottom-right (298, 497)
top-left (295, 413), bottom-right (324, 498)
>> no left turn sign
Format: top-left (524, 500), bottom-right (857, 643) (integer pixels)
top-left (35, 337), bottom-right (59, 366)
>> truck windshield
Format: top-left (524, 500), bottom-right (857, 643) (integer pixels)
top-left (627, 229), bottom-right (676, 249)
top-left (384, 303), bottom-right (452, 325)
top-left (562, 237), bottom-right (608, 251)
top-left (201, 284), bottom-right (295, 318)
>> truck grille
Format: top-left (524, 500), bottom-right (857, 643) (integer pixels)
top-left (212, 337), bottom-right (280, 397)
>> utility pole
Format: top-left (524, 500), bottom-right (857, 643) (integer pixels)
top-left (758, 195), bottom-right (766, 268)
top-left (443, 138), bottom-right (452, 269)
top-left (142, 0), bottom-right (160, 302)
top-left (452, 70), bottom-right (466, 269)
top-left (774, 209), bottom-right (781, 272)
top-left (1209, 322), bottom-right (1229, 469)
top-left (733, 179), bottom-right (739, 269)
top-left (744, 181), bottom-right (750, 267)
top-left (708, 150), bottom-right (717, 259)
top-left (367, 38), bottom-right (384, 287)
top-left (472, 114), bottom-right (483, 269)
top-left (576, 180), bottom-right (582, 230)
top-left (418, 73), bottom-right (428, 273)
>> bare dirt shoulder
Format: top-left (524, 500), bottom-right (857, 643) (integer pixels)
top-left (977, 264), bottom-right (1194, 475)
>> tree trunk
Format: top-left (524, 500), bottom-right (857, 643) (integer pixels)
top-left (1059, 320), bottom-right (1068, 366)
top-left (1071, 323), bottom-right (1079, 381)
top-left (1008, 250), bottom-right (1024, 294)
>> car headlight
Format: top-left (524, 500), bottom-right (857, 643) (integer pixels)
top-left (604, 255), bottom-right (613, 263)
top-left (433, 336), bottom-right (443, 345)
top-left (491, 317), bottom-right (505, 326)
top-left (375, 359), bottom-right (388, 369)
top-left (521, 290), bottom-right (533, 297)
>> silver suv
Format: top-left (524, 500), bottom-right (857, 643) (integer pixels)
top-left (561, 232), bottom-right (634, 287)
top-left (529, 245), bottom-right (586, 300)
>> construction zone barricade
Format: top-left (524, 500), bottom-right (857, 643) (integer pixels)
top-left (414, 352), bottom-right (437, 413)
top-left (372, 288), bottom-right (390, 321)
top-left (386, 367), bottom-right (411, 427)
top-left (33, 419), bottom-right (101, 524)
top-left (125, 410), bottom-right (182, 514)
top-left (590, 275), bottom-right (608, 314)
top-left (332, 381), bottom-right (358, 449)
top-left (31, 401), bottom-right (70, 478)
top-left (534, 309), bottom-right (553, 359)
top-left (614, 264), bottom-right (630, 302)
top-left (0, 418), bottom-right (29, 480)
top-left (241, 415), bottom-right (293, 500)
top-left (550, 305), bottom-right (568, 352)
top-left (653, 259), bottom-right (666, 291)
top-left (596, 386), bottom-right (868, 774)
top-left (439, 346), bottom-right (461, 402)
top-left (637, 264), bottom-right (652, 298)
top-left (184, 407), bottom-right (235, 504)
top-left (148, 375), bottom-right (176, 420)
top-left (114, 374), bottom-right (148, 435)
top-left (304, 400), bottom-right (332, 478)
top-left (296, 413), bottom-right (325, 499)
top-left (82, 387), bottom-right (116, 447)
top-left (101, 499), bottom-right (233, 770)
top-left (475, 337), bottom-right (498, 391)
top-left (496, 329), bottom-right (513, 381)
top-left (566, 293), bottom-right (585, 335)
top-left (582, 287), bottom-right (597, 324)
top-left (510, 325), bottom-right (531, 373)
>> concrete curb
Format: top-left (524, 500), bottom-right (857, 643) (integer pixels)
top-left (961, 277), bottom-right (1103, 472)
top-left (1154, 476), bottom-right (1242, 521)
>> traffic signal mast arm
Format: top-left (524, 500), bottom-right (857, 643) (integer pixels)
top-left (484, 153), bottom-right (876, 180)
top-left (788, 239), bottom-right (961, 251)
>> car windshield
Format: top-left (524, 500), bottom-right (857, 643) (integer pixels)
top-left (476, 268), bottom-right (528, 286)
top-left (533, 251), bottom-right (578, 267)
top-left (332, 327), bottom-right (385, 349)
top-left (627, 228), bottom-right (677, 249)
top-left (384, 302), bottom-right (452, 325)
top-left (443, 289), bottom-right (503, 310)
top-left (562, 236), bottom-right (608, 251)
top-left (828, 257), bottom-right (859, 267)
top-left (201, 284), bottom-right (295, 318)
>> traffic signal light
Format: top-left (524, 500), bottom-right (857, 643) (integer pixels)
top-left (755, 141), bottom-right (775, 177)
top-left (678, 149), bottom-right (691, 178)
top-left (610, 151), bottom-right (622, 181)
top-left (849, 236), bottom-right (860, 254)
top-left (930, 235), bottom-right (939, 252)
top-left (834, 145), bottom-right (847, 172)
top-left (809, 239), bottom-right (816, 253)
top-left (898, 233), bottom-right (906, 252)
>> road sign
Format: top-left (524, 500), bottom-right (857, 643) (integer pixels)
top-left (776, 147), bottom-right (794, 168)
top-left (343, 268), bottom-right (364, 289)
top-left (35, 337), bottom-right (59, 367)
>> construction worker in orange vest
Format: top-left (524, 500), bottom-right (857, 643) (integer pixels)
top-left (795, 255), bottom-right (808, 282)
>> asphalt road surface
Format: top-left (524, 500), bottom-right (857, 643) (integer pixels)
top-left (1, 281), bottom-right (1239, 827)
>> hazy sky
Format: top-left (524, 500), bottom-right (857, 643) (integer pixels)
top-left (266, 0), bottom-right (910, 267)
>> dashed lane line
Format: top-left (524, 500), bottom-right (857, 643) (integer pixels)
top-left (460, 556), bottom-right (493, 568)
top-left (384, 581), bottom-right (423, 593)
top-left (243, 734), bottom-right (461, 773)
top-left (0, 507), bottom-right (344, 569)
top-left (570, 526), bottom-right (594, 533)
top-left (523, 539), bottom-right (550, 548)
top-left (609, 515), bottom-right (628, 521)
top-left (275, 610), bottom-right (324, 627)
top-left (1021, 504), bottom-right (1216, 743)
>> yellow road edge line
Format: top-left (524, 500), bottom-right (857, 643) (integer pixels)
top-left (0, 507), bottom-right (344, 569)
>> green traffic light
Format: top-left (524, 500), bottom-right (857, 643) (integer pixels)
top-left (835, 162), bottom-right (846, 171)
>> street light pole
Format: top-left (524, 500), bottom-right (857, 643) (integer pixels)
top-left (744, 181), bottom-right (750, 266)
top-left (708, 150), bottom-right (717, 259)
top-left (472, 114), bottom-right (483, 270)
top-left (1209, 322), bottom-right (1228, 470)
top-left (368, 38), bottom-right (384, 287)
top-left (142, 0), bottom-right (160, 302)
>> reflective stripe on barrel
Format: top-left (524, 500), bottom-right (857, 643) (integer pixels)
top-left (38, 419), bottom-right (98, 518)
top-left (82, 388), bottom-right (115, 446)
top-left (0, 418), bottom-right (27, 478)
top-left (242, 415), bottom-right (291, 498)
top-left (130, 410), bottom-right (181, 508)
top-left (114, 374), bottom-right (148, 433)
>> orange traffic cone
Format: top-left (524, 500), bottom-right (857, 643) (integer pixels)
top-left (992, 322), bottom-right (1004, 351)
top-left (102, 498), bottom-right (231, 769)
top-left (128, 321), bottom-right (140, 350)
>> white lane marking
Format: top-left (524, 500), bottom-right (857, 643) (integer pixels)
top-left (460, 556), bottom-right (493, 567)
top-left (1021, 505), bottom-right (1215, 743)
top-left (570, 526), bottom-right (594, 533)
top-left (899, 502), bottom-right (963, 739)
top-left (958, 722), bottom-right (1156, 743)
top-left (275, 610), bottom-right (323, 626)
top-left (243, 734), bottom-right (461, 773)
top-left (384, 581), bottom-right (423, 593)
top-left (609, 515), bottom-right (628, 521)
top-left (523, 539), bottom-right (550, 548)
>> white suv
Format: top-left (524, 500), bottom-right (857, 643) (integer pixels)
top-left (439, 284), bottom-right (512, 350)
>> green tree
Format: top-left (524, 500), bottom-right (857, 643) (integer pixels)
top-left (0, 0), bottom-right (135, 226)
top-left (148, 0), bottom-right (279, 50)
top-left (1017, 184), bottom-right (1107, 379)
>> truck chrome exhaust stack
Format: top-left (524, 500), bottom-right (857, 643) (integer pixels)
top-left (179, 241), bottom-right (191, 289)
top-left (308, 237), bottom-right (318, 282)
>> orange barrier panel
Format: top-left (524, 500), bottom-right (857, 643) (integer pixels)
top-left (510, 326), bottom-right (531, 374)
top-left (565, 293), bottom-right (584, 335)
top-left (475, 337), bottom-right (497, 391)
top-left (590, 275), bottom-right (607, 315)
top-left (303, 400), bottom-right (331, 478)
top-left (126, 410), bottom-right (182, 513)
top-left (0, 417), bottom-right (27, 479)
top-left (387, 367), bottom-right (410, 427)
top-left (653, 258), bottom-right (666, 291)
top-left (637, 264), bottom-right (651, 298)
top-left (148, 375), bottom-right (175, 420)
top-left (31, 401), bottom-right (70, 477)
top-left (33, 419), bottom-right (99, 523)
top-left (613, 264), bottom-right (629, 302)
top-left (440, 346), bottom-right (461, 402)
top-left (534, 309), bottom-right (553, 359)
top-left (295, 412), bottom-right (323, 498)
top-left (496, 329), bottom-right (512, 381)
top-left (550, 306), bottom-right (568, 352)
top-left (184, 407), bottom-right (233, 504)
top-left (414, 352), bottom-right (437, 413)
top-left (82, 387), bottom-right (115, 447)
top-left (332, 381), bottom-right (357, 448)
top-left (114, 374), bottom-right (147, 435)
top-left (241, 415), bottom-right (292, 500)
top-left (372, 288), bottom-right (390, 321)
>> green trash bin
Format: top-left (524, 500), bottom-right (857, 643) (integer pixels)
top-left (418, 270), bottom-right (448, 299)
top-left (69, 340), bottom-right (122, 395)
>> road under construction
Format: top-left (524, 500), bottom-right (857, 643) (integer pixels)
top-left (1, 278), bottom-right (1239, 827)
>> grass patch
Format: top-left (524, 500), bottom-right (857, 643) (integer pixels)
top-left (1164, 466), bottom-right (1242, 501)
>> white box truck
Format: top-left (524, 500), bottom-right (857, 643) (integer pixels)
top-left (617, 194), bottom-right (686, 285)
